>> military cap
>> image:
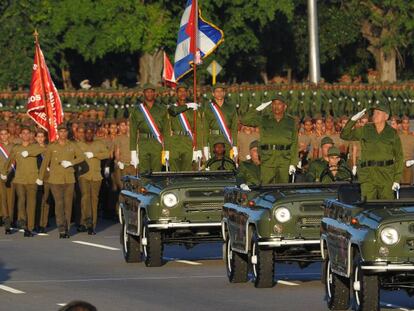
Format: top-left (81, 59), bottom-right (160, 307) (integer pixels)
top-left (213, 137), bottom-right (226, 146)
top-left (57, 123), bottom-right (68, 130)
top-left (371, 100), bottom-right (390, 115)
top-left (327, 146), bottom-right (340, 157)
top-left (176, 83), bottom-right (189, 90)
top-left (143, 83), bottom-right (156, 91)
top-left (320, 136), bottom-right (334, 147)
top-left (271, 94), bottom-right (287, 103)
top-left (213, 83), bottom-right (226, 91)
top-left (249, 140), bottom-right (259, 150)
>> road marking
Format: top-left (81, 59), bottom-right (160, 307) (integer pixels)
top-left (36, 233), bottom-right (49, 236)
top-left (57, 303), bottom-right (66, 307)
top-left (0, 285), bottom-right (25, 294)
top-left (72, 241), bottom-right (120, 251)
top-left (174, 260), bottom-right (202, 266)
top-left (276, 280), bottom-right (299, 286)
top-left (381, 301), bottom-right (413, 311)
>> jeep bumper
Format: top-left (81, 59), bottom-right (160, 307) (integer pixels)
top-left (148, 222), bottom-right (222, 229)
top-left (258, 239), bottom-right (320, 247)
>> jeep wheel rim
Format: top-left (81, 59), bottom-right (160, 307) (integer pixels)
top-left (226, 240), bottom-right (232, 273)
top-left (123, 223), bottom-right (128, 254)
top-left (354, 265), bottom-right (361, 306)
top-left (252, 242), bottom-right (257, 278)
top-left (326, 260), bottom-right (333, 299)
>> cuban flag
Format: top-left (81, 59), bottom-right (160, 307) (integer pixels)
top-left (174, 0), bottom-right (224, 81)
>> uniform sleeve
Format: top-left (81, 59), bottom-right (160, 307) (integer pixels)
top-left (231, 108), bottom-right (238, 146)
top-left (290, 121), bottom-right (299, 166)
top-left (38, 146), bottom-right (51, 181)
top-left (94, 142), bottom-right (110, 160)
top-left (163, 110), bottom-right (172, 151)
top-left (2, 149), bottom-right (15, 175)
top-left (240, 109), bottom-right (260, 127)
top-left (72, 143), bottom-right (86, 166)
top-left (340, 120), bottom-right (363, 141)
top-left (393, 133), bottom-right (404, 183)
top-left (28, 144), bottom-right (45, 157)
top-left (129, 109), bottom-right (138, 151)
top-left (168, 105), bottom-right (188, 117)
top-left (236, 163), bottom-right (247, 185)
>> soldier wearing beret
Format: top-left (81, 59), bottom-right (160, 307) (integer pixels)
top-left (341, 102), bottom-right (403, 200)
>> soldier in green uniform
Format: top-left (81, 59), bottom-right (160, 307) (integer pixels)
top-left (1, 126), bottom-right (44, 237)
top-left (205, 138), bottom-right (236, 171)
top-left (341, 102), bottom-right (403, 200)
top-left (241, 95), bottom-right (298, 184)
top-left (129, 83), bottom-right (165, 173)
top-left (236, 140), bottom-right (261, 189)
top-left (306, 136), bottom-right (334, 182)
top-left (38, 124), bottom-right (85, 238)
top-left (77, 125), bottom-right (109, 235)
top-left (163, 84), bottom-right (202, 171)
top-left (203, 84), bottom-right (238, 164)
top-left (320, 146), bottom-right (352, 184)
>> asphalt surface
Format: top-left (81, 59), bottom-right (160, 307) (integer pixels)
top-left (0, 219), bottom-right (413, 311)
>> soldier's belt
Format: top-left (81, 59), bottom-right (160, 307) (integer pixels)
top-left (360, 160), bottom-right (394, 168)
top-left (171, 130), bottom-right (190, 136)
top-left (139, 133), bottom-right (156, 139)
top-left (209, 129), bottom-right (223, 135)
top-left (260, 144), bottom-right (291, 151)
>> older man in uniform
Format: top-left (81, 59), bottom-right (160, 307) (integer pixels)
top-left (38, 124), bottom-right (85, 238)
top-left (1, 125), bottom-right (44, 237)
top-left (237, 140), bottom-right (261, 189)
top-left (341, 102), bottom-right (403, 200)
top-left (242, 95), bottom-right (298, 184)
top-left (129, 83), bottom-right (165, 173)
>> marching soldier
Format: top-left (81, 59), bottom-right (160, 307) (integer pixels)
top-left (163, 84), bottom-right (201, 171)
top-left (38, 124), bottom-right (85, 238)
top-left (241, 95), bottom-right (298, 184)
top-left (129, 83), bottom-right (165, 173)
top-left (77, 125), bottom-right (109, 235)
top-left (114, 118), bottom-right (136, 185)
top-left (1, 126), bottom-right (44, 237)
top-left (35, 129), bottom-right (50, 233)
top-left (0, 126), bottom-right (14, 234)
top-left (341, 102), bottom-right (403, 200)
top-left (237, 140), bottom-right (261, 189)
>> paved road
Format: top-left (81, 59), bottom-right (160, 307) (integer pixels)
top-left (0, 220), bottom-right (413, 311)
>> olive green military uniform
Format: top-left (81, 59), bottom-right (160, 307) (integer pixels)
top-left (129, 102), bottom-right (165, 173)
top-left (242, 112), bottom-right (298, 184)
top-left (77, 140), bottom-right (109, 230)
top-left (0, 142), bottom-right (14, 230)
top-left (306, 158), bottom-right (329, 182)
top-left (2, 143), bottom-right (44, 232)
top-left (206, 156), bottom-right (236, 171)
top-left (39, 141), bottom-right (85, 233)
top-left (236, 159), bottom-right (261, 186)
top-left (163, 104), bottom-right (203, 171)
top-left (341, 116), bottom-right (403, 200)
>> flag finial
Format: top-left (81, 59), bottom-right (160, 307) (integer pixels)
top-left (33, 29), bottom-right (39, 43)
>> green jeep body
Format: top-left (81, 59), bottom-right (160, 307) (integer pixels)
top-left (119, 171), bottom-right (235, 267)
top-left (222, 183), bottom-right (341, 288)
top-left (321, 184), bottom-right (414, 310)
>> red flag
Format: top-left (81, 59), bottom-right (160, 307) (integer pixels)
top-left (27, 37), bottom-right (63, 142)
top-left (162, 52), bottom-right (177, 87)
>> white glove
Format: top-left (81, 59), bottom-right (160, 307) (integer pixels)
top-left (21, 151), bottom-right (29, 158)
top-left (289, 165), bottom-right (296, 175)
top-left (240, 183), bottom-right (251, 191)
top-left (192, 150), bottom-right (203, 162)
top-left (256, 101), bottom-right (272, 111)
top-left (117, 161), bottom-right (125, 170)
top-left (406, 160), bottom-right (414, 167)
top-left (85, 152), bottom-right (94, 159)
top-left (61, 160), bottom-right (73, 168)
top-left (186, 102), bottom-right (199, 110)
top-left (0, 174), bottom-right (6, 181)
top-left (36, 179), bottom-right (43, 186)
top-left (203, 146), bottom-right (210, 161)
top-left (130, 150), bottom-right (139, 168)
top-left (232, 146), bottom-right (238, 159)
top-left (297, 160), bottom-right (302, 170)
top-left (164, 150), bottom-right (170, 161)
top-left (104, 167), bottom-right (110, 178)
top-left (352, 165), bottom-right (357, 176)
top-left (351, 108), bottom-right (367, 122)
top-left (392, 182), bottom-right (400, 191)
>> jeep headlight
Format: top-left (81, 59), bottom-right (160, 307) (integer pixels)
top-left (380, 227), bottom-right (399, 245)
top-left (162, 193), bottom-right (178, 208)
top-left (274, 207), bottom-right (291, 223)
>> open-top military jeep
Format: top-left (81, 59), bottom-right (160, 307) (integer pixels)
top-left (119, 171), bottom-right (235, 267)
top-left (321, 184), bottom-right (414, 311)
top-left (222, 183), bottom-right (344, 288)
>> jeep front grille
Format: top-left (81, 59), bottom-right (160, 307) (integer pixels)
top-left (297, 217), bottom-right (322, 226)
top-left (185, 190), bottom-right (224, 198)
top-left (184, 201), bottom-right (223, 213)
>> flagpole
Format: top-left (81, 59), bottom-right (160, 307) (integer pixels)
top-left (192, 0), bottom-right (198, 150)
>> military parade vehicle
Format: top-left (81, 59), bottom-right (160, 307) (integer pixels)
top-left (321, 184), bottom-right (414, 311)
top-left (222, 183), bottom-right (344, 288)
top-left (119, 171), bottom-right (235, 267)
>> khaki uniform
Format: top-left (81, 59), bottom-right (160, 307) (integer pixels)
top-left (39, 141), bottom-right (85, 233)
top-left (0, 142), bottom-right (14, 230)
top-left (236, 160), bottom-right (261, 186)
top-left (399, 132), bottom-right (414, 184)
top-left (298, 133), bottom-right (313, 159)
top-left (3, 143), bottom-right (44, 231)
top-left (114, 134), bottom-right (136, 189)
top-left (237, 131), bottom-right (260, 162)
top-left (77, 140), bottom-right (109, 229)
top-left (39, 150), bottom-right (51, 229)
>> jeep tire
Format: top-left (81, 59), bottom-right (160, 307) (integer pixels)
top-left (251, 231), bottom-right (274, 288)
top-left (121, 221), bottom-right (142, 263)
top-left (352, 252), bottom-right (379, 311)
top-left (325, 258), bottom-right (350, 310)
top-left (143, 224), bottom-right (163, 267)
top-left (225, 238), bottom-right (248, 283)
